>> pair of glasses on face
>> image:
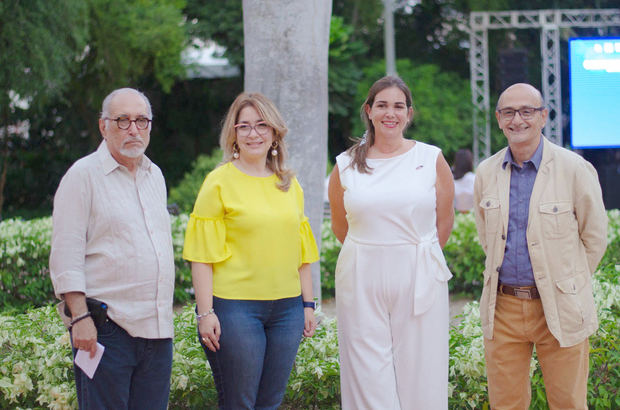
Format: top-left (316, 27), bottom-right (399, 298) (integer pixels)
top-left (234, 122), bottom-right (270, 137)
top-left (104, 117), bottom-right (151, 130)
top-left (497, 107), bottom-right (544, 121)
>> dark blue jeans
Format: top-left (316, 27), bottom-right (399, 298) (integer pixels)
top-left (71, 319), bottom-right (172, 410)
top-left (200, 295), bottom-right (304, 410)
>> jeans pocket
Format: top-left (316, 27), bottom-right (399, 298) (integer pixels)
top-left (96, 319), bottom-right (118, 338)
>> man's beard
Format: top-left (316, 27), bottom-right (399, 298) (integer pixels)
top-left (120, 138), bottom-right (146, 158)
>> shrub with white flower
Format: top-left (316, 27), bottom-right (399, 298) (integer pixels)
top-left (0, 211), bottom-right (618, 408)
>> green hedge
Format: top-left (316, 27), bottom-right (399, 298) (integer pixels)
top-left (0, 265), bottom-right (617, 409)
top-left (2, 210), bottom-right (619, 310)
top-left (168, 149), bottom-right (223, 215)
top-left (449, 264), bottom-right (620, 409)
top-left (321, 210), bottom-right (620, 299)
top-left (0, 215), bottom-right (194, 310)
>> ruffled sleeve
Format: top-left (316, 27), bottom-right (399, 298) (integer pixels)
top-left (182, 170), bottom-right (232, 263)
top-left (293, 178), bottom-right (319, 264)
top-left (183, 214), bottom-right (232, 263)
top-left (299, 216), bottom-right (319, 264)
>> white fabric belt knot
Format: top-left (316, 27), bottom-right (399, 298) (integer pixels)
top-left (412, 234), bottom-right (452, 316)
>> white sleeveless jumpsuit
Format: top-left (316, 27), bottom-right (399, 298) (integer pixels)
top-left (335, 142), bottom-right (452, 410)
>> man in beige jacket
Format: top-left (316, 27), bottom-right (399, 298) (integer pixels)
top-left (473, 83), bottom-right (608, 409)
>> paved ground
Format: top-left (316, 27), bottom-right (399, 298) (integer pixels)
top-left (319, 295), bottom-right (473, 327)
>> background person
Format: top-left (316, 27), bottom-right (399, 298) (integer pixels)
top-left (453, 148), bottom-right (475, 213)
top-left (49, 88), bottom-right (175, 409)
top-left (183, 92), bottom-right (319, 410)
top-left (474, 83), bottom-right (608, 409)
top-left (328, 75), bottom-right (454, 409)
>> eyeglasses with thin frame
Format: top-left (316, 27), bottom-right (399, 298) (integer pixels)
top-left (497, 106), bottom-right (545, 121)
top-left (104, 117), bottom-right (152, 130)
top-left (234, 122), bottom-right (270, 137)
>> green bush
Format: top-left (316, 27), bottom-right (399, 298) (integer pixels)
top-left (448, 264), bottom-right (620, 409)
top-left (0, 214), bottom-right (193, 310)
top-left (601, 208), bottom-right (620, 267)
top-left (0, 218), bottom-right (54, 309)
top-left (320, 219), bottom-right (339, 298)
top-left (319, 213), bottom-right (487, 298)
top-left (320, 210), bottom-right (620, 300)
top-left (2, 210), bottom-right (618, 311)
top-left (168, 149), bottom-right (223, 214)
top-left (443, 213), bottom-right (485, 298)
top-left (1, 268), bottom-right (617, 409)
top-left (0, 306), bottom-right (342, 409)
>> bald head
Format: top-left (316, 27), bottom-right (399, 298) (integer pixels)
top-left (495, 83), bottom-right (548, 163)
top-left (497, 83), bottom-right (544, 110)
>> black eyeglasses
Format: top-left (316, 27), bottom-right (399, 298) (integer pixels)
top-left (104, 117), bottom-right (151, 130)
top-left (497, 107), bottom-right (545, 121)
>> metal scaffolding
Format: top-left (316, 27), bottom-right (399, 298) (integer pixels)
top-left (468, 9), bottom-right (620, 164)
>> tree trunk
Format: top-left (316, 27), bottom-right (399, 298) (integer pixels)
top-left (0, 103), bottom-right (10, 220)
top-left (242, 0), bottom-right (332, 302)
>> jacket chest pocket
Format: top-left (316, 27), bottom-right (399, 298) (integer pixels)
top-left (480, 198), bottom-right (501, 233)
top-left (539, 201), bottom-right (575, 239)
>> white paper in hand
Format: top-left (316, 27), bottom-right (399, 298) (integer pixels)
top-left (74, 342), bottom-right (105, 379)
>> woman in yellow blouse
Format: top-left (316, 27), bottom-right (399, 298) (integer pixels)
top-left (183, 92), bottom-right (319, 409)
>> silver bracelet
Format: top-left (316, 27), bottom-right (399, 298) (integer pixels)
top-left (196, 308), bottom-right (215, 321)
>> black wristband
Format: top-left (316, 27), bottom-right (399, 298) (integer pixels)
top-left (69, 311), bottom-right (91, 329)
top-left (303, 301), bottom-right (316, 310)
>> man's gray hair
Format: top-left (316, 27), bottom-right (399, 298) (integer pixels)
top-left (100, 88), bottom-right (152, 119)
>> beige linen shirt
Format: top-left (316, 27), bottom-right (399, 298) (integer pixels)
top-left (50, 142), bottom-right (175, 339)
top-left (474, 137), bottom-right (607, 347)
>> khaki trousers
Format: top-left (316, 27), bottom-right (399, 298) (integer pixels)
top-left (484, 293), bottom-right (589, 410)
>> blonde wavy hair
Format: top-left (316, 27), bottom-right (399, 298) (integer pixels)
top-left (220, 92), bottom-right (294, 191)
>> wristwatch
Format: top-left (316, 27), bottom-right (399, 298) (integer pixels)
top-left (302, 301), bottom-right (316, 310)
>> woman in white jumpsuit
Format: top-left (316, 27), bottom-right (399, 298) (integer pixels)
top-left (328, 76), bottom-right (455, 409)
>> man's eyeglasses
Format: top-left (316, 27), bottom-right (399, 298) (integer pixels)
top-left (497, 107), bottom-right (545, 121)
top-left (104, 117), bottom-right (151, 130)
top-left (234, 122), bottom-right (270, 137)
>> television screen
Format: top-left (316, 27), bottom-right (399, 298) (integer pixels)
top-left (569, 37), bottom-right (620, 149)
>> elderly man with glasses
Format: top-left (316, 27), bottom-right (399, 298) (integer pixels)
top-left (473, 83), bottom-right (607, 409)
top-left (50, 88), bottom-right (175, 409)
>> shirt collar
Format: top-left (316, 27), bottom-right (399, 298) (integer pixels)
top-left (97, 141), bottom-right (151, 175)
top-left (502, 136), bottom-right (544, 170)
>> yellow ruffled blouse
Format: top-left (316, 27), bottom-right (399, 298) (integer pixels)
top-left (183, 162), bottom-right (319, 300)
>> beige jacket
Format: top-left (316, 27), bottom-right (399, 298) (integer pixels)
top-left (474, 137), bottom-right (608, 347)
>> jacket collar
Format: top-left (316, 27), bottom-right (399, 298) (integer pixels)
top-left (502, 136), bottom-right (544, 170)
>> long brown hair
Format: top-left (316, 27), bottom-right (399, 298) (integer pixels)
top-left (347, 76), bottom-right (413, 173)
top-left (220, 92), bottom-right (294, 191)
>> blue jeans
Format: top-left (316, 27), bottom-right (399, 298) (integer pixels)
top-left (71, 319), bottom-right (172, 410)
top-left (200, 295), bottom-right (304, 410)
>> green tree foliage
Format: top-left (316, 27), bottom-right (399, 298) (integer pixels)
top-left (62, 0), bottom-right (187, 146)
top-left (2, 0), bottom-right (188, 217)
top-left (146, 77), bottom-right (242, 188)
top-left (331, 0), bottom-right (384, 61)
top-left (183, 0), bottom-right (244, 66)
top-left (328, 16), bottom-right (369, 159)
top-left (168, 149), bottom-right (223, 213)
top-left (353, 59), bottom-right (473, 159)
top-left (0, 0), bottom-right (88, 218)
top-left (393, 0), bottom-right (471, 77)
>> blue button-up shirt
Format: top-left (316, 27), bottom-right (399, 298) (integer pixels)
top-left (499, 138), bottom-right (543, 286)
